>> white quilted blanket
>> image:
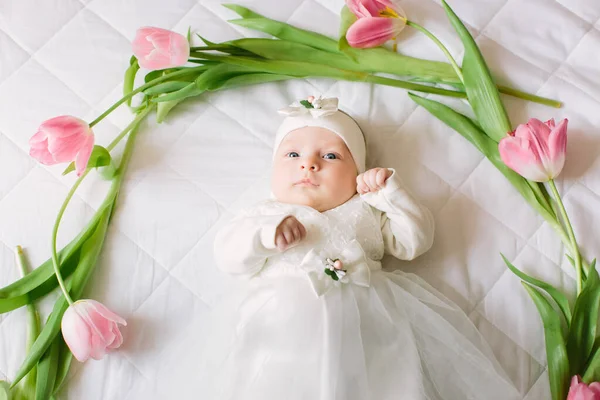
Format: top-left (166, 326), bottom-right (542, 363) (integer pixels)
top-left (1, 0), bottom-right (599, 398)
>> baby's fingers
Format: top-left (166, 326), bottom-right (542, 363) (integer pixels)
top-left (282, 228), bottom-right (294, 246)
top-left (375, 168), bottom-right (388, 188)
top-left (275, 233), bottom-right (288, 251)
top-left (297, 222), bottom-right (307, 239)
top-left (356, 174), bottom-right (369, 194)
top-left (292, 226), bottom-right (302, 243)
top-left (365, 171), bottom-right (378, 191)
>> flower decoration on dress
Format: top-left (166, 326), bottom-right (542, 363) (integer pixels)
top-left (324, 258), bottom-right (348, 281)
top-left (300, 239), bottom-right (371, 297)
top-left (277, 96), bottom-right (339, 118)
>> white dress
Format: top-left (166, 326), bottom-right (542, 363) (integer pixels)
top-left (193, 171), bottom-right (521, 400)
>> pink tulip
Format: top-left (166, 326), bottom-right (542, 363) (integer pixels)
top-left (498, 118), bottom-right (568, 182)
top-left (345, 0), bottom-right (407, 48)
top-left (29, 115), bottom-right (95, 177)
top-left (61, 300), bottom-right (127, 362)
top-left (132, 27), bottom-right (190, 70)
top-left (567, 376), bottom-right (600, 400)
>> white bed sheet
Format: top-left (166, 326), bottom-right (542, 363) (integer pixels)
top-left (1, 0), bottom-right (600, 398)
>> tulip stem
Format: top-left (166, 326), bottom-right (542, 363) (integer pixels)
top-left (406, 20), bottom-right (464, 84)
top-left (51, 170), bottom-right (91, 306)
top-left (50, 105), bottom-right (156, 308)
top-left (496, 85), bottom-right (562, 108)
top-left (548, 179), bottom-right (583, 294)
top-left (106, 106), bottom-right (153, 152)
top-left (363, 75), bottom-right (467, 98)
top-left (88, 65), bottom-right (206, 128)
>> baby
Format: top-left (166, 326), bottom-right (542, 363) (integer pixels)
top-left (193, 97), bottom-right (521, 400)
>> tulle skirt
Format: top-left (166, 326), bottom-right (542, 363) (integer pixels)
top-left (188, 270), bottom-right (521, 400)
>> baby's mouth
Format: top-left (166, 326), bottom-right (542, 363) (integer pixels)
top-left (294, 178), bottom-right (319, 187)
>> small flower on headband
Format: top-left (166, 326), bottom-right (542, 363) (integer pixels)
top-left (278, 96), bottom-right (339, 118)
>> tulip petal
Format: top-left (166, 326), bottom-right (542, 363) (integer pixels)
top-left (566, 376), bottom-right (600, 400)
top-left (75, 134), bottom-right (95, 177)
top-left (499, 135), bottom-right (550, 182)
top-left (547, 118), bottom-right (568, 163)
top-left (61, 306), bottom-right (93, 362)
top-left (29, 129), bottom-right (48, 145)
top-left (29, 139), bottom-right (56, 165)
top-left (89, 333), bottom-right (110, 360)
top-left (169, 32), bottom-right (191, 67)
top-left (346, 0), bottom-right (381, 17)
top-left (47, 131), bottom-right (89, 163)
top-left (87, 299), bottom-right (127, 326)
top-left (107, 325), bottom-right (124, 350)
top-left (40, 116), bottom-right (90, 139)
top-left (526, 118), bottom-right (553, 143)
top-left (375, 0), bottom-right (406, 17)
top-left (132, 27), bottom-right (189, 70)
top-left (346, 17), bottom-right (406, 48)
top-left (132, 27), bottom-right (159, 59)
top-left (74, 301), bottom-right (112, 345)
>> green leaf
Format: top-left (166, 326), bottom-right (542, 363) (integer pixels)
top-left (222, 3), bottom-right (262, 18)
top-left (16, 246), bottom-right (41, 400)
top-left (324, 268), bottom-right (339, 281)
top-left (225, 39), bottom-right (360, 70)
top-left (338, 5), bottom-right (357, 59)
top-left (143, 81), bottom-right (190, 96)
top-left (0, 381), bottom-right (9, 400)
top-left (51, 337), bottom-right (72, 396)
top-left (124, 56), bottom-right (140, 107)
top-left (299, 100), bottom-right (314, 109)
top-left (0, 254), bottom-right (79, 314)
top-left (192, 52), bottom-right (352, 78)
top-left (61, 146), bottom-right (112, 176)
top-left (194, 63), bottom-right (257, 91)
top-left (407, 92), bottom-right (555, 223)
top-left (156, 98), bottom-right (184, 124)
top-left (193, 53), bottom-right (464, 98)
top-left (583, 337), bottom-right (600, 383)
top-left (501, 254), bottom-right (571, 326)
top-left (187, 26), bottom-right (192, 45)
top-left (35, 334), bottom-right (60, 400)
top-left (522, 283), bottom-right (570, 400)
top-left (441, 0), bottom-right (512, 142)
top-left (0, 200), bottom-right (110, 301)
top-left (566, 254), bottom-right (591, 281)
top-left (218, 73), bottom-right (292, 90)
top-left (10, 209), bottom-right (112, 388)
top-left (144, 70), bottom-right (163, 84)
top-left (223, 18), bottom-right (457, 81)
top-left (152, 81), bottom-right (204, 103)
top-left (196, 34), bottom-right (218, 46)
top-left (567, 263), bottom-right (600, 376)
top-left (225, 10), bottom-right (340, 53)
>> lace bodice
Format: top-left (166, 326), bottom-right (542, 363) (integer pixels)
top-left (240, 195), bottom-right (385, 278)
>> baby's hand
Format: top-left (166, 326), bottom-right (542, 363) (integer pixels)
top-left (275, 216), bottom-right (307, 252)
top-left (356, 168), bottom-right (393, 195)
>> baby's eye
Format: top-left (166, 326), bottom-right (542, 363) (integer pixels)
top-left (323, 153), bottom-right (337, 160)
top-left (287, 152), bottom-right (300, 158)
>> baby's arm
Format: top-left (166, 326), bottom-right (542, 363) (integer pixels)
top-left (214, 212), bottom-right (306, 276)
top-left (359, 168), bottom-right (435, 260)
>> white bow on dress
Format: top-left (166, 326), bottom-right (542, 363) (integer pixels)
top-left (299, 239), bottom-right (371, 297)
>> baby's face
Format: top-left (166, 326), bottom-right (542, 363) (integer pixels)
top-left (271, 126), bottom-right (358, 212)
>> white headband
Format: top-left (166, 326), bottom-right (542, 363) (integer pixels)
top-left (273, 97), bottom-right (366, 173)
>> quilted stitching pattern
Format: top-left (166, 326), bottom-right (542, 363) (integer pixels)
top-left (1, 0), bottom-right (599, 398)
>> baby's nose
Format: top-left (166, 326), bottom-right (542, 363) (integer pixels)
top-left (301, 161), bottom-right (319, 171)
